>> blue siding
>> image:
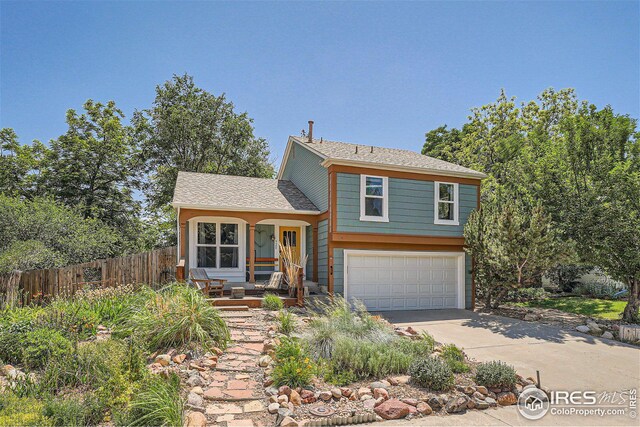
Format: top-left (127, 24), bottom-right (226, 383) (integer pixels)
top-left (336, 173), bottom-right (477, 236)
top-left (305, 226), bottom-right (313, 279)
top-left (317, 220), bottom-right (328, 285)
top-left (281, 142), bottom-right (328, 211)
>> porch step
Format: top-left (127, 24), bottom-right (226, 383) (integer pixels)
top-left (219, 312), bottom-right (254, 318)
top-left (217, 305), bottom-right (250, 311)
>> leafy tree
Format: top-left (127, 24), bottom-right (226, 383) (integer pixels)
top-left (133, 74), bottom-right (274, 210)
top-left (39, 100), bottom-right (141, 228)
top-left (0, 128), bottom-right (44, 196)
top-left (0, 195), bottom-right (121, 272)
top-left (464, 201), bottom-right (572, 308)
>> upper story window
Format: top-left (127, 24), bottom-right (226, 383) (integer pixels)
top-left (434, 182), bottom-right (459, 225)
top-left (360, 175), bottom-right (389, 222)
top-left (196, 222), bottom-right (240, 268)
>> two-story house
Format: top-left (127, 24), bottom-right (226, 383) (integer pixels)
top-left (172, 122), bottom-right (485, 311)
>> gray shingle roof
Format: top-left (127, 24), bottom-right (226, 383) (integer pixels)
top-left (290, 136), bottom-right (486, 179)
top-left (172, 172), bottom-right (319, 212)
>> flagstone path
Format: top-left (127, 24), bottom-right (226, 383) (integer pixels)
top-left (196, 309), bottom-right (276, 427)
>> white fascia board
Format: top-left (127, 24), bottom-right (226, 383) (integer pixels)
top-left (320, 159), bottom-right (487, 180)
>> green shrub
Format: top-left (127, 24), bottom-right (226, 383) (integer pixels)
top-left (36, 301), bottom-right (100, 339)
top-left (272, 356), bottom-right (315, 388)
top-left (122, 373), bottom-right (184, 427)
top-left (21, 328), bottom-right (73, 369)
top-left (128, 284), bottom-right (230, 351)
top-left (409, 356), bottom-right (454, 391)
top-left (474, 361), bottom-right (517, 388)
top-left (277, 310), bottom-right (295, 335)
top-left (0, 319), bottom-right (34, 363)
top-left (305, 297), bottom-right (394, 359)
top-left (0, 392), bottom-right (52, 426)
top-left (440, 344), bottom-right (469, 373)
top-left (321, 363), bottom-right (358, 386)
top-left (262, 293), bottom-right (284, 311)
top-left (44, 393), bottom-right (104, 427)
top-left (272, 337), bottom-right (315, 388)
top-left (275, 336), bottom-right (304, 360)
top-left (330, 337), bottom-right (414, 379)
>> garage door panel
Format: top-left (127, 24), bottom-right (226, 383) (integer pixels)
top-left (347, 252), bottom-right (460, 311)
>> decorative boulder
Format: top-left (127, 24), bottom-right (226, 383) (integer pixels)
top-left (184, 411), bottom-right (206, 427)
top-left (445, 395), bottom-right (470, 413)
top-left (497, 392), bottom-right (517, 406)
top-left (576, 325), bottom-right (590, 333)
top-left (602, 331), bottom-right (614, 340)
top-left (416, 402), bottom-right (432, 415)
top-left (289, 390), bottom-right (302, 406)
top-left (374, 399), bottom-right (412, 420)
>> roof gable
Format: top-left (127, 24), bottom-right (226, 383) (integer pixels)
top-left (278, 136), bottom-right (486, 179)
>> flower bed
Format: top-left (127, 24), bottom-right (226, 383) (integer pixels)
top-left (259, 299), bottom-right (539, 425)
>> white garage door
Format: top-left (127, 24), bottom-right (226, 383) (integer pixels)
top-left (345, 251), bottom-right (464, 311)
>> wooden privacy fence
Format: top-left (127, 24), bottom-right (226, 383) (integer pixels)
top-left (0, 246), bottom-right (177, 304)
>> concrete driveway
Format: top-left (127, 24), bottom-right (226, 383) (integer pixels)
top-left (376, 309), bottom-right (640, 426)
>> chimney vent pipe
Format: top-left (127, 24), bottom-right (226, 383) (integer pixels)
top-left (308, 121), bottom-right (314, 143)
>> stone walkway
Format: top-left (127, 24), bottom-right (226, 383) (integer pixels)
top-left (199, 310), bottom-right (272, 427)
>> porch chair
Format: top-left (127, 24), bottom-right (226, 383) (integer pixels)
top-left (254, 272), bottom-right (284, 295)
top-left (189, 268), bottom-right (224, 298)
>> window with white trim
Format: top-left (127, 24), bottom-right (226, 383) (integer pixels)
top-left (196, 222), bottom-right (239, 268)
top-left (434, 182), bottom-right (459, 225)
top-left (360, 175), bottom-right (389, 222)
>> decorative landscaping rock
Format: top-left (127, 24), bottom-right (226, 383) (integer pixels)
top-left (173, 353), bottom-right (187, 364)
top-left (268, 403), bottom-right (280, 414)
top-left (155, 354), bottom-right (171, 366)
top-left (497, 392), bottom-right (517, 406)
top-left (360, 394), bottom-right (373, 401)
top-left (186, 375), bottom-right (204, 387)
top-left (524, 313), bottom-right (541, 321)
top-left (363, 399), bottom-right (377, 410)
top-left (187, 392), bottom-right (203, 408)
top-left (473, 391), bottom-right (485, 400)
top-left (331, 388), bottom-right (342, 399)
top-left (357, 387), bottom-right (371, 396)
top-left (474, 399), bottom-right (490, 410)
top-left (289, 390), bottom-right (302, 406)
top-left (264, 378), bottom-right (274, 387)
top-left (576, 325), bottom-right (590, 333)
top-left (370, 381), bottom-right (388, 390)
top-left (427, 395), bottom-right (447, 410)
top-left (258, 355), bottom-right (272, 367)
top-left (184, 411), bottom-right (207, 427)
top-left (279, 385), bottom-right (292, 396)
top-left (445, 395), bottom-right (470, 413)
top-left (602, 331), bottom-right (614, 339)
top-left (280, 416), bottom-right (298, 427)
top-left (374, 399), bottom-right (412, 420)
top-left (401, 398), bottom-right (418, 406)
top-left (387, 377), bottom-right (399, 386)
top-left (417, 402), bottom-right (432, 415)
top-left (340, 387), bottom-right (352, 397)
top-left (587, 321), bottom-right (602, 334)
top-left (373, 388), bottom-right (389, 400)
top-left (485, 397), bottom-right (497, 407)
top-left (191, 386), bottom-right (203, 395)
top-left (319, 390), bottom-right (333, 401)
top-left (266, 386), bottom-right (279, 396)
top-left (388, 375), bottom-right (410, 385)
top-left (278, 395), bottom-right (289, 404)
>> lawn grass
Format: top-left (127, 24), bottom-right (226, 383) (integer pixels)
top-left (515, 297), bottom-right (626, 320)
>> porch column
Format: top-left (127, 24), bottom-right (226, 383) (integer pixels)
top-left (179, 221), bottom-right (186, 259)
top-left (249, 224), bottom-right (256, 283)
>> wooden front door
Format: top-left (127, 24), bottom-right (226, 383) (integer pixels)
top-left (279, 227), bottom-right (301, 261)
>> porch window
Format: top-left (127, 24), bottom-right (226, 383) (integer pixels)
top-left (434, 182), bottom-right (459, 225)
top-left (196, 222), bottom-right (239, 268)
top-left (359, 174), bottom-right (389, 222)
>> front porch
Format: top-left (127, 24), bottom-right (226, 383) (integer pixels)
top-left (175, 207), bottom-right (330, 308)
top-left (205, 280), bottom-right (325, 308)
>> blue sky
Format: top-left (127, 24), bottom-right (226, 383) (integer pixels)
top-left (1, 1), bottom-right (638, 168)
